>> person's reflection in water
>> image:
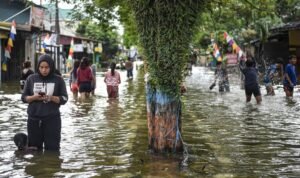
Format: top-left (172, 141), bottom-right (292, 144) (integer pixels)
top-left (25, 151), bottom-right (63, 177)
top-left (77, 96), bottom-right (96, 116)
top-left (103, 98), bottom-right (123, 127)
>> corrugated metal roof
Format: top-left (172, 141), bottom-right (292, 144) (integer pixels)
top-left (270, 21), bottom-right (300, 33)
top-left (0, 1), bottom-right (31, 24)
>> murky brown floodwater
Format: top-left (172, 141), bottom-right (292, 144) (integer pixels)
top-left (1, 64), bottom-right (300, 177)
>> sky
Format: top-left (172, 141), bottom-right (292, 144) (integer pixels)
top-left (31, 0), bottom-right (124, 35)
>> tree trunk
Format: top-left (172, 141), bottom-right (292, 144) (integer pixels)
top-left (132, 1), bottom-right (204, 153)
top-left (146, 84), bottom-right (183, 152)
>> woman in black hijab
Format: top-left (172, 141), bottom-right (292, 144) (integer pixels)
top-left (21, 54), bottom-right (68, 151)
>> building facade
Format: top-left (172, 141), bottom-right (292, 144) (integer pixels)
top-left (0, 0), bottom-right (44, 82)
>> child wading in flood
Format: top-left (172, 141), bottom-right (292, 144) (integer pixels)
top-left (104, 62), bottom-right (121, 98)
top-left (283, 55), bottom-right (297, 98)
top-left (77, 57), bottom-right (95, 100)
top-left (263, 59), bottom-right (284, 96)
top-left (263, 63), bottom-right (277, 95)
top-left (69, 59), bottom-right (80, 98)
top-left (239, 56), bottom-right (262, 104)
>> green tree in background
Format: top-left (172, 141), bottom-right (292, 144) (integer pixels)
top-left (193, 0), bottom-right (282, 49)
top-left (276, 0), bottom-right (300, 22)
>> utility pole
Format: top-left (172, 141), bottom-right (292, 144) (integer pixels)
top-left (55, 0), bottom-right (60, 71)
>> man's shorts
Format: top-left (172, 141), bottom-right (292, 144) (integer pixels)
top-left (245, 84), bottom-right (261, 97)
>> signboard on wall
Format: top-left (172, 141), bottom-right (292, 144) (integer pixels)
top-left (226, 53), bottom-right (238, 65)
top-left (289, 30), bottom-right (300, 46)
top-left (74, 44), bottom-right (84, 52)
top-left (30, 6), bottom-right (45, 28)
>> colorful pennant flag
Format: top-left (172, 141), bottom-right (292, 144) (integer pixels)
top-left (4, 46), bottom-right (11, 59)
top-left (41, 33), bottom-right (50, 53)
top-left (68, 38), bottom-right (74, 60)
top-left (2, 63), bottom-right (7, 72)
top-left (10, 20), bottom-right (16, 34)
top-left (212, 42), bottom-right (222, 62)
top-left (66, 38), bottom-right (74, 69)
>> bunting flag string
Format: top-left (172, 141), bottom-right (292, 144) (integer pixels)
top-left (2, 20), bottom-right (16, 72)
top-left (4, 20), bottom-right (17, 59)
top-left (224, 32), bottom-right (244, 59)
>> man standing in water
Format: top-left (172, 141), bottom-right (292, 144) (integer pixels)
top-left (283, 55), bottom-right (297, 98)
top-left (125, 57), bottom-right (133, 79)
top-left (239, 56), bottom-right (262, 104)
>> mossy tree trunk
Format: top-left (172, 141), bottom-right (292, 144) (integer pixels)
top-left (132, 0), bottom-right (206, 152)
top-left (146, 84), bottom-right (183, 152)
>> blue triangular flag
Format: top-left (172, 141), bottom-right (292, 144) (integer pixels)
top-left (9, 33), bottom-right (15, 40)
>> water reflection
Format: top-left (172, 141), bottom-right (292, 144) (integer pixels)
top-left (24, 151), bottom-right (62, 177)
top-left (1, 66), bottom-right (300, 177)
top-left (103, 99), bottom-right (123, 127)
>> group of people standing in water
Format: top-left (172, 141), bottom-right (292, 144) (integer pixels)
top-left (213, 54), bottom-right (298, 104)
top-left (69, 57), bottom-right (96, 99)
top-left (18, 54), bottom-right (124, 152)
top-left (69, 57), bottom-right (121, 99)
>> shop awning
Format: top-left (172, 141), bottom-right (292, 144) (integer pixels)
top-left (0, 22), bottom-right (11, 31)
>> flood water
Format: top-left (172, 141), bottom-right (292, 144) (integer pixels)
top-left (1, 64), bottom-right (300, 177)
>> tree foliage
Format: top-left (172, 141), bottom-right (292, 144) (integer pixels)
top-left (118, 3), bottom-right (138, 48)
top-left (193, 0), bottom-right (282, 48)
top-left (30, 0), bottom-right (298, 51)
top-left (276, 0), bottom-right (300, 22)
top-left (130, 0), bottom-right (207, 96)
top-left (62, 0), bottom-right (291, 91)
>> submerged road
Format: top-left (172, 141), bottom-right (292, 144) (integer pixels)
top-left (1, 65), bottom-right (300, 177)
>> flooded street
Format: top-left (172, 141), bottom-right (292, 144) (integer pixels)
top-left (1, 65), bottom-right (300, 177)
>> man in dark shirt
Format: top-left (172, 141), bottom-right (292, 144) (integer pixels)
top-left (239, 57), bottom-right (261, 104)
top-left (125, 57), bottom-right (133, 79)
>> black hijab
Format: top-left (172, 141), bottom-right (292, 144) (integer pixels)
top-left (37, 54), bottom-right (55, 80)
